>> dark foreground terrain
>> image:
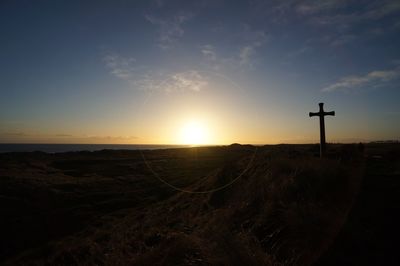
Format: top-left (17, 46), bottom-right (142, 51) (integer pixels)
top-left (0, 144), bottom-right (399, 265)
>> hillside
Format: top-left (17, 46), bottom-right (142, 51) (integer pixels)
top-left (1, 144), bottom-right (397, 265)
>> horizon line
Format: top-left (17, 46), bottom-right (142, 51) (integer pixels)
top-left (1, 140), bottom-right (399, 145)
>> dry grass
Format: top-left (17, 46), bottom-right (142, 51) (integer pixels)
top-left (0, 144), bottom-right (365, 265)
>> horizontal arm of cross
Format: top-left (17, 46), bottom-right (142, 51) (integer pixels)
top-left (324, 111), bottom-right (335, 116)
top-left (309, 111), bottom-right (335, 117)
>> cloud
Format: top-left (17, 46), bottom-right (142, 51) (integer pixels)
top-left (296, 0), bottom-right (347, 15)
top-left (239, 24), bottom-right (268, 45)
top-left (153, 0), bottom-right (164, 8)
top-left (322, 67), bottom-right (400, 92)
top-left (239, 45), bottom-right (255, 66)
top-left (0, 132), bottom-right (140, 143)
top-left (248, 0), bottom-right (296, 24)
top-left (362, 0), bottom-right (400, 20)
top-left (200, 44), bottom-right (222, 70)
top-left (251, 0), bottom-right (400, 48)
top-left (3, 132), bottom-right (27, 136)
top-left (103, 54), bottom-right (136, 80)
top-left (237, 25), bottom-right (267, 67)
top-left (103, 52), bottom-right (158, 91)
top-left (145, 12), bottom-right (193, 49)
top-left (295, 0), bottom-right (400, 20)
top-left (163, 71), bottom-right (208, 93)
top-left (130, 69), bottom-right (207, 94)
top-left (200, 25), bottom-right (267, 70)
top-left (85, 135), bottom-right (138, 141)
top-left (201, 45), bottom-right (217, 61)
top-left (330, 34), bottom-right (357, 46)
top-left (251, 0), bottom-right (400, 26)
top-left (55, 134), bottom-right (73, 137)
top-left (307, 1), bottom-right (400, 28)
top-left (103, 53), bottom-right (207, 93)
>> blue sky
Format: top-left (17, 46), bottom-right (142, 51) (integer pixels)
top-left (1, 0), bottom-right (399, 144)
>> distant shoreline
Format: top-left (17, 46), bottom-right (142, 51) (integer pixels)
top-left (1, 142), bottom-right (398, 154)
top-left (0, 144), bottom-right (196, 153)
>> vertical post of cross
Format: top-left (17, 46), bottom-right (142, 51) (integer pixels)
top-left (309, 103), bottom-right (335, 157)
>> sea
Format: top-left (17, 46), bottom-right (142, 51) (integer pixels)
top-left (0, 144), bottom-right (190, 153)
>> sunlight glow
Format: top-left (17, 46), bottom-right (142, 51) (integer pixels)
top-left (179, 121), bottom-right (209, 145)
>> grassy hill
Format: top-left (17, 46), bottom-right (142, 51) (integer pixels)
top-left (1, 144), bottom-right (397, 265)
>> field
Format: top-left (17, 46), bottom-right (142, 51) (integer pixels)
top-left (0, 143), bottom-right (399, 265)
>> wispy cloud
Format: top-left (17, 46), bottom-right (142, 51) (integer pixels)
top-left (153, 0), bottom-right (164, 8)
top-left (103, 53), bottom-right (157, 91)
top-left (201, 44), bottom-right (217, 61)
top-left (2, 131), bottom-right (27, 136)
top-left (252, 0), bottom-right (400, 27)
top-left (302, 1), bottom-right (400, 47)
top-left (295, 0), bottom-right (347, 15)
top-left (55, 134), bottom-right (73, 137)
top-left (84, 135), bottom-right (138, 141)
top-left (362, 0), bottom-right (400, 20)
top-left (330, 34), bottom-right (357, 47)
top-left (145, 12), bottom-right (193, 49)
top-left (163, 71), bottom-right (208, 93)
top-left (103, 52), bottom-right (206, 93)
top-left (322, 67), bottom-right (400, 92)
top-left (103, 54), bottom-right (137, 80)
top-left (200, 25), bottom-right (267, 70)
top-left (239, 45), bottom-right (255, 66)
top-left (200, 44), bottom-right (221, 70)
top-left (251, 0), bottom-right (400, 48)
top-left (306, 1), bottom-right (400, 28)
top-left (237, 25), bottom-right (267, 67)
top-left (0, 131), bottom-right (138, 143)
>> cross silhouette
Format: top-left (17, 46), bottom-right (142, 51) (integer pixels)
top-left (309, 103), bottom-right (335, 157)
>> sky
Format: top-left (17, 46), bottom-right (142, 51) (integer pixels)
top-left (1, 0), bottom-right (399, 144)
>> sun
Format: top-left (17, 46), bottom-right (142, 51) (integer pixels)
top-left (180, 121), bottom-right (209, 145)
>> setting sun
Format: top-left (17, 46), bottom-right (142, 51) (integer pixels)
top-left (179, 121), bottom-right (209, 145)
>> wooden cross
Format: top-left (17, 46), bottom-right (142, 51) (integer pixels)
top-left (309, 103), bottom-right (335, 157)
